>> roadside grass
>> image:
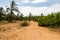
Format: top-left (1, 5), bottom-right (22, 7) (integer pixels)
top-left (47, 27), bottom-right (60, 33)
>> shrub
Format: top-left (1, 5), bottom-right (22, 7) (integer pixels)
top-left (37, 12), bottom-right (60, 29)
top-left (21, 20), bottom-right (29, 26)
top-left (38, 20), bottom-right (44, 26)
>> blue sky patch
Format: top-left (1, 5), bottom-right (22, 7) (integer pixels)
top-left (0, 0), bottom-right (60, 7)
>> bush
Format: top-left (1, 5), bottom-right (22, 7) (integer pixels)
top-left (37, 12), bottom-right (60, 28)
top-left (21, 20), bottom-right (29, 26)
top-left (38, 20), bottom-right (44, 26)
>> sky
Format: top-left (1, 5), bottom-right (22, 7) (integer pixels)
top-left (0, 0), bottom-right (60, 16)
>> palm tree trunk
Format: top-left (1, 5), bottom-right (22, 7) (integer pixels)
top-left (10, 10), bottom-right (13, 22)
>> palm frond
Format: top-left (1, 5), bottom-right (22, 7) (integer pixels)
top-left (14, 8), bottom-right (20, 12)
top-left (6, 8), bottom-right (10, 12)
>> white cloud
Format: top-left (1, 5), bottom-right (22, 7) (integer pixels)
top-left (32, 0), bottom-right (48, 3)
top-left (22, 0), bottom-right (30, 3)
top-left (19, 4), bottom-right (60, 16)
top-left (21, 0), bottom-right (47, 3)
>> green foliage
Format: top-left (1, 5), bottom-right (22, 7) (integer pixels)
top-left (32, 16), bottom-right (40, 22)
top-left (37, 12), bottom-right (60, 28)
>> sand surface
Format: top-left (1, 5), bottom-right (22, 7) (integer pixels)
top-left (0, 21), bottom-right (60, 40)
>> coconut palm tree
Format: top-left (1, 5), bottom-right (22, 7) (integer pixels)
top-left (6, 0), bottom-right (20, 22)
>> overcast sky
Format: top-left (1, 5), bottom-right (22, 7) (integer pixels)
top-left (0, 0), bottom-right (60, 16)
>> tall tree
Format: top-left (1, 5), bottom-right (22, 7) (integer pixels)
top-left (6, 0), bottom-right (19, 22)
top-left (41, 13), bottom-right (44, 17)
top-left (0, 7), bottom-right (4, 21)
top-left (28, 13), bottom-right (33, 21)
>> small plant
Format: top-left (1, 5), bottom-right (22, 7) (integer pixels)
top-left (21, 20), bottom-right (29, 26)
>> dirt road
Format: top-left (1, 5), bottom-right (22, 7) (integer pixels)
top-left (0, 21), bottom-right (60, 40)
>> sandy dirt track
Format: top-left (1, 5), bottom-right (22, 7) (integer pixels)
top-left (0, 21), bottom-right (60, 40)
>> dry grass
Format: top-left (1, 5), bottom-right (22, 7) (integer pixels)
top-left (0, 21), bottom-right (60, 40)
